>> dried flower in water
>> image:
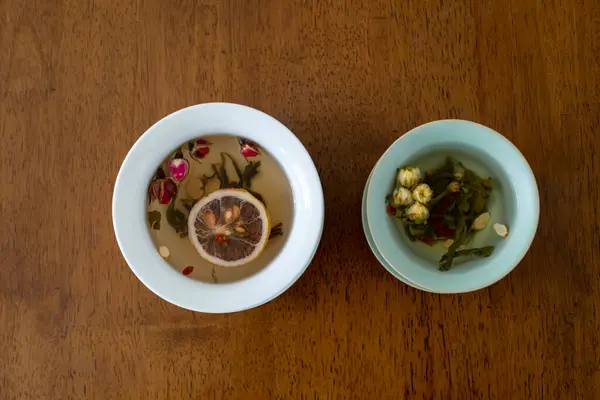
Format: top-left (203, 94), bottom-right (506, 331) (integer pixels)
top-left (168, 158), bottom-right (190, 182)
top-left (397, 167), bottom-right (421, 189)
top-left (392, 187), bottom-right (413, 207)
top-left (239, 138), bottom-right (261, 159)
top-left (412, 183), bottom-right (433, 204)
top-left (493, 223), bottom-right (508, 237)
top-left (471, 212), bottom-right (491, 231)
top-left (405, 202), bottom-right (430, 224)
top-left (387, 157), bottom-right (496, 271)
top-left (189, 139), bottom-right (212, 163)
top-left (150, 178), bottom-right (178, 205)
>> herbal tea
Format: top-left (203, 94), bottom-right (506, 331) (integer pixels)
top-left (386, 156), bottom-right (509, 271)
top-left (146, 135), bottom-right (294, 283)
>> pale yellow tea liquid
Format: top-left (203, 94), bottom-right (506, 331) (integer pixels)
top-left (146, 135), bottom-right (294, 283)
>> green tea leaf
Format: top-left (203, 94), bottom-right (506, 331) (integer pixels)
top-left (439, 217), bottom-right (470, 270)
top-left (444, 215), bottom-right (457, 229)
top-left (269, 222), bottom-right (284, 240)
top-left (148, 210), bottom-right (161, 230)
top-left (404, 223), bottom-right (416, 241)
top-left (429, 190), bottom-right (450, 207)
top-left (408, 224), bottom-right (426, 240)
top-left (222, 152), bottom-right (244, 187)
top-left (472, 193), bottom-right (486, 215)
top-left (180, 198), bottom-right (198, 212)
top-left (219, 153), bottom-right (229, 188)
top-left (247, 189), bottom-right (265, 205)
top-left (458, 196), bottom-right (470, 214)
top-left (166, 200), bottom-right (188, 235)
top-left (447, 246), bottom-right (495, 259)
top-left (243, 161), bottom-right (261, 189)
top-left (481, 178), bottom-right (493, 190)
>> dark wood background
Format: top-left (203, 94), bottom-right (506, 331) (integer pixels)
top-left (1, 0), bottom-right (599, 398)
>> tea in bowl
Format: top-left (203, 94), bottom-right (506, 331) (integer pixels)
top-left (365, 120), bottom-right (539, 293)
top-left (113, 103), bottom-right (324, 312)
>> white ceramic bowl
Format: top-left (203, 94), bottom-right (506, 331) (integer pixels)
top-left (366, 120), bottom-right (539, 293)
top-left (112, 103), bottom-right (324, 313)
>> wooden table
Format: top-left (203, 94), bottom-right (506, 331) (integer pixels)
top-left (2, 1), bottom-right (599, 398)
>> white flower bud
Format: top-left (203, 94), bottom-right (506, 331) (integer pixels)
top-left (471, 212), bottom-right (491, 231)
top-left (392, 187), bottom-right (413, 207)
top-left (412, 183), bottom-right (433, 204)
top-left (405, 202), bottom-right (430, 224)
top-left (397, 167), bottom-right (421, 189)
top-left (493, 223), bottom-right (509, 238)
top-left (447, 181), bottom-right (461, 192)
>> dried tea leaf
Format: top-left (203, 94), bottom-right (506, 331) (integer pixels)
top-left (269, 222), bottom-right (284, 240)
top-left (219, 153), bottom-right (229, 188)
top-left (243, 161), bottom-right (261, 189)
top-left (446, 246), bottom-right (495, 259)
top-left (148, 210), bottom-right (161, 230)
top-left (180, 198), bottom-right (198, 212)
top-left (403, 223), bottom-right (416, 241)
top-left (166, 200), bottom-right (188, 235)
top-left (472, 193), bottom-right (486, 215)
top-left (408, 224), bottom-right (426, 240)
top-left (247, 189), bottom-right (265, 205)
top-left (222, 152), bottom-right (244, 187)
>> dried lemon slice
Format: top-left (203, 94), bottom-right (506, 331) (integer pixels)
top-left (187, 189), bottom-right (271, 267)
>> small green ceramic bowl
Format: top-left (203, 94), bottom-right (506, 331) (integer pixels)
top-left (365, 120), bottom-right (539, 293)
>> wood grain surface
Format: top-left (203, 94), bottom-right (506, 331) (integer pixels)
top-left (1, 0), bottom-right (599, 398)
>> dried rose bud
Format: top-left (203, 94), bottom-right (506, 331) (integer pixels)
top-left (392, 187), bottom-right (413, 207)
top-left (168, 158), bottom-right (190, 182)
top-left (150, 178), bottom-right (178, 205)
top-left (405, 202), bottom-right (430, 224)
top-left (239, 138), bottom-right (261, 159)
top-left (397, 167), bottom-right (421, 189)
top-left (412, 183), bottom-right (433, 204)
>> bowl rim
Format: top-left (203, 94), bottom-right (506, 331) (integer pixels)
top-left (366, 119), bottom-right (540, 293)
top-left (362, 163), bottom-right (432, 292)
top-left (112, 103), bottom-right (324, 313)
